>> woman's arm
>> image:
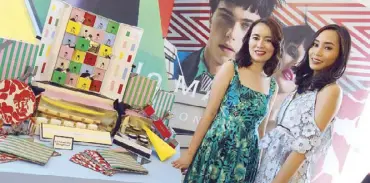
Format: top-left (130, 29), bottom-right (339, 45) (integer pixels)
top-left (258, 83), bottom-right (279, 139)
top-left (186, 61), bottom-right (235, 158)
top-left (272, 84), bottom-right (343, 183)
top-left (258, 83), bottom-right (279, 166)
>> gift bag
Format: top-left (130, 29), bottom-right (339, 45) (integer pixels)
top-left (123, 75), bottom-right (158, 108)
top-left (151, 90), bottom-right (175, 119)
top-left (0, 38), bottom-right (39, 83)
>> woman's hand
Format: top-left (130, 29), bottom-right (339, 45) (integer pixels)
top-left (172, 153), bottom-right (193, 169)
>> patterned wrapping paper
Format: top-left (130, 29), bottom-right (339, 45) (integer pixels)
top-left (151, 90), bottom-right (175, 119)
top-left (84, 150), bottom-right (112, 171)
top-left (0, 38), bottom-right (40, 83)
top-left (52, 151), bottom-right (61, 157)
top-left (70, 152), bottom-right (115, 176)
top-left (0, 152), bottom-right (19, 164)
top-left (0, 79), bottom-right (36, 126)
top-left (0, 136), bottom-right (60, 164)
top-left (97, 149), bottom-right (148, 174)
top-left (0, 135), bottom-right (55, 165)
top-left (0, 151), bottom-right (60, 164)
top-left (123, 74), bottom-right (158, 108)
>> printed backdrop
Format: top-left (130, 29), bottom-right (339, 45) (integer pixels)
top-left (24, 0), bottom-right (370, 182)
top-left (165, 1), bottom-right (370, 182)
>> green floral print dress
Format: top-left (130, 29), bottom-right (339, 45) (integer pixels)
top-left (184, 61), bottom-right (277, 183)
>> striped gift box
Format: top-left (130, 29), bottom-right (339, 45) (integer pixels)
top-left (123, 74), bottom-right (158, 108)
top-left (151, 90), bottom-right (175, 119)
top-left (0, 38), bottom-right (39, 83)
top-left (97, 149), bottom-right (148, 174)
top-left (0, 135), bottom-right (55, 165)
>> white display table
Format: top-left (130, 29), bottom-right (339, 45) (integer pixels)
top-left (0, 138), bottom-right (182, 183)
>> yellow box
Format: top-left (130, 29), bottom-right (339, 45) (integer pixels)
top-left (66, 20), bottom-right (82, 35)
top-left (41, 123), bottom-right (112, 146)
top-left (76, 77), bottom-right (92, 90)
top-left (72, 50), bottom-right (86, 63)
top-left (99, 44), bottom-right (112, 58)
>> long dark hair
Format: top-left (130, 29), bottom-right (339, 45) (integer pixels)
top-left (292, 24), bottom-right (352, 94)
top-left (235, 18), bottom-right (283, 77)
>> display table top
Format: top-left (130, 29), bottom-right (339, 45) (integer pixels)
top-left (0, 137), bottom-right (182, 183)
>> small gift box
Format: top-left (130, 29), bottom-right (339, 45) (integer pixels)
top-left (151, 90), bottom-right (175, 119)
top-left (123, 75), bottom-right (158, 108)
top-left (153, 119), bottom-right (171, 140)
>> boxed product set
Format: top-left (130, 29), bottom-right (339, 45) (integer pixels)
top-left (0, 0), bottom-right (178, 177)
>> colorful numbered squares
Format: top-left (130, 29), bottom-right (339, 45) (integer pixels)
top-left (90, 80), bottom-right (102, 92)
top-left (125, 30), bottom-right (131, 37)
top-left (88, 41), bottom-right (100, 54)
top-left (55, 58), bottom-right (70, 71)
top-left (70, 8), bottom-right (85, 22)
top-left (99, 44), bottom-right (112, 58)
top-left (66, 20), bottom-right (82, 36)
top-left (84, 52), bottom-right (97, 66)
top-left (93, 29), bottom-right (105, 43)
top-left (119, 52), bottom-right (125, 60)
top-left (93, 68), bottom-right (105, 81)
top-left (130, 43), bottom-right (137, 52)
top-left (109, 80), bottom-right (115, 92)
top-left (68, 61), bottom-right (82, 74)
top-left (59, 45), bottom-right (74, 60)
top-left (113, 65), bottom-right (121, 77)
top-left (129, 28), bottom-right (143, 40)
top-left (127, 54), bottom-right (133, 63)
top-left (76, 77), bottom-right (92, 91)
top-left (96, 57), bottom-right (110, 70)
top-left (83, 12), bottom-right (96, 27)
top-left (122, 40), bottom-right (128, 49)
top-left (62, 33), bottom-right (76, 47)
top-left (108, 79), bottom-right (124, 94)
top-left (66, 73), bottom-right (79, 87)
top-left (117, 83), bottom-right (124, 94)
top-left (106, 20), bottom-right (119, 35)
top-left (103, 32), bottom-right (115, 47)
top-left (72, 50), bottom-right (86, 63)
top-left (94, 16), bottom-right (108, 30)
top-left (79, 25), bottom-right (94, 40)
top-left (122, 67), bottom-right (130, 80)
top-left (76, 37), bottom-right (90, 52)
top-left (51, 71), bottom-right (67, 85)
top-left (80, 64), bottom-right (94, 77)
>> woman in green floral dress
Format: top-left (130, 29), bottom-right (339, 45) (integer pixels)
top-left (172, 18), bottom-right (283, 182)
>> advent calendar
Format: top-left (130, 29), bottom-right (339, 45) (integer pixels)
top-left (34, 0), bottom-right (143, 100)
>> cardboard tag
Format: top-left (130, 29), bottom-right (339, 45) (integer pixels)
top-left (53, 136), bottom-right (74, 150)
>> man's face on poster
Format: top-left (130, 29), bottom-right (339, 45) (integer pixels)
top-left (208, 1), bottom-right (261, 65)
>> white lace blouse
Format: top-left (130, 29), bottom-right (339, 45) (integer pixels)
top-left (254, 90), bottom-right (334, 183)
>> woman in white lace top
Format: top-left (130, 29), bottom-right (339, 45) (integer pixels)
top-left (254, 24), bottom-right (352, 183)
